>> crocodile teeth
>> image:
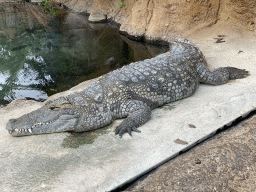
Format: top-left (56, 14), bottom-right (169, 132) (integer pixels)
top-left (28, 128), bottom-right (32, 133)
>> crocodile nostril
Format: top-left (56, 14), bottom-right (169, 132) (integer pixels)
top-left (9, 119), bottom-right (17, 123)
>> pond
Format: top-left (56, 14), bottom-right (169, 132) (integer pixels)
top-left (0, 2), bottom-right (168, 106)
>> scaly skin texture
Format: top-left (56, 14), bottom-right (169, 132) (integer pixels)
top-left (6, 39), bottom-right (249, 137)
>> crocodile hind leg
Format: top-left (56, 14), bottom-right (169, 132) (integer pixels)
top-left (115, 100), bottom-right (151, 137)
top-left (197, 64), bottom-right (249, 85)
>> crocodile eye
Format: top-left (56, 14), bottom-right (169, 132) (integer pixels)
top-left (49, 103), bottom-right (72, 110)
top-left (50, 106), bottom-right (59, 110)
top-left (61, 103), bottom-right (72, 108)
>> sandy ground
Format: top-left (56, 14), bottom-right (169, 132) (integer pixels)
top-left (123, 20), bottom-right (256, 192)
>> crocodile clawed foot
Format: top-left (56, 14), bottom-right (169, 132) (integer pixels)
top-left (225, 67), bottom-right (250, 80)
top-left (115, 125), bottom-right (141, 137)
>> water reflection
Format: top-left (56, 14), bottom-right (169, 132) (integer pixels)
top-left (0, 2), bottom-right (168, 105)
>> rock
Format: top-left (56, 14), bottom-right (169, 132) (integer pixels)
top-left (88, 12), bottom-right (107, 23)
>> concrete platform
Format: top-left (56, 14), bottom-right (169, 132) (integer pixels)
top-left (0, 22), bottom-right (255, 191)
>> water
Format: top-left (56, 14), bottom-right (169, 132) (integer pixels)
top-left (0, 2), bottom-right (168, 105)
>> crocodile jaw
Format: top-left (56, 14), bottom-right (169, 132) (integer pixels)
top-left (6, 108), bottom-right (79, 136)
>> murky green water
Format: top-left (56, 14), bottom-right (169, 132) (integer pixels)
top-left (0, 2), bottom-right (168, 105)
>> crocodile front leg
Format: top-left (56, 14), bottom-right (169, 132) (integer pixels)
top-left (115, 100), bottom-right (151, 137)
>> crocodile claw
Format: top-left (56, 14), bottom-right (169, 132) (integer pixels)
top-left (115, 125), bottom-right (141, 137)
top-left (225, 67), bottom-right (250, 80)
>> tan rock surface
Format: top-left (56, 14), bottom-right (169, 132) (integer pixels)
top-left (56, 0), bottom-right (255, 41)
top-left (120, 0), bottom-right (220, 41)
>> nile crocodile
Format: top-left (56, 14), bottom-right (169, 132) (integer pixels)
top-left (6, 39), bottom-right (249, 137)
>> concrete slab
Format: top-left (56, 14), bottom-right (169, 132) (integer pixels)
top-left (0, 23), bottom-right (256, 191)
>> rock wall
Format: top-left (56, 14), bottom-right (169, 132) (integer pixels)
top-left (119, 0), bottom-right (221, 41)
top-left (56, 0), bottom-right (255, 41)
top-left (219, 0), bottom-right (255, 31)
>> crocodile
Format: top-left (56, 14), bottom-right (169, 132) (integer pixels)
top-left (6, 39), bottom-right (249, 137)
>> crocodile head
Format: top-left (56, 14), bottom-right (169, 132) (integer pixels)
top-left (6, 97), bottom-right (80, 136)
